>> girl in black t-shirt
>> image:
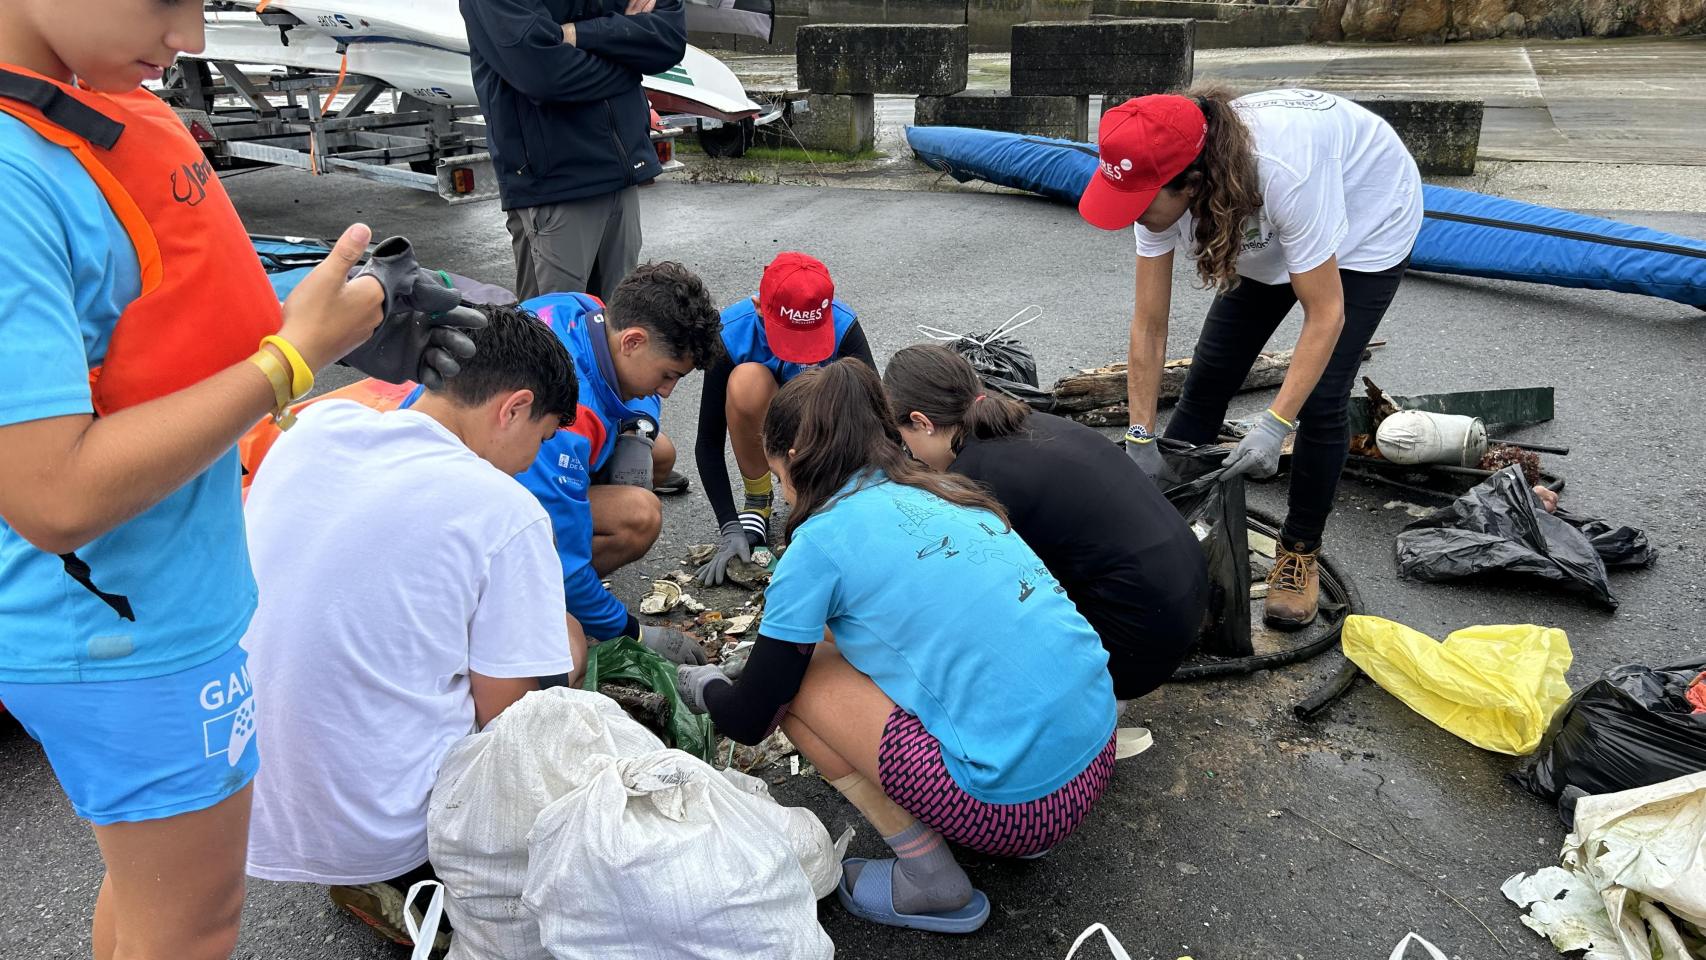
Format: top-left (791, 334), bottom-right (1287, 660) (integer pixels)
top-left (884, 344), bottom-right (1208, 702)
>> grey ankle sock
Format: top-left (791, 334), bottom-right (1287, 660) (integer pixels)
top-left (847, 822), bottom-right (970, 915)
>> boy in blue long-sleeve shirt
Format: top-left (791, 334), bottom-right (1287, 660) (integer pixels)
top-left (518, 262), bottom-right (723, 663)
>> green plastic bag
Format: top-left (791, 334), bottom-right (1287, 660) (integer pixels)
top-left (580, 637), bottom-right (716, 762)
top-left (1342, 615), bottom-right (1573, 756)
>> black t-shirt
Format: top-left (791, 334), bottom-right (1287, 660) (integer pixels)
top-left (951, 413), bottom-right (1207, 648)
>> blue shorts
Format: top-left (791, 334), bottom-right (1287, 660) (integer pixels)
top-left (0, 643), bottom-right (258, 825)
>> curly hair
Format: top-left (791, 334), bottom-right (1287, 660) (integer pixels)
top-left (606, 261), bottom-right (726, 369)
top-left (432, 303), bottom-right (578, 424)
top-left (1168, 83), bottom-right (1263, 292)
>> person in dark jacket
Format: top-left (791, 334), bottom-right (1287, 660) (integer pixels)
top-left (884, 344), bottom-right (1209, 704)
top-left (461, 0), bottom-right (686, 303)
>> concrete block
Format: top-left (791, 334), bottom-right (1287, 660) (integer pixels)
top-left (796, 23), bottom-right (969, 95)
top-left (913, 90), bottom-right (1083, 138)
top-left (1350, 95), bottom-right (1483, 175)
top-left (770, 93), bottom-right (876, 154)
top-left (1010, 19), bottom-right (1192, 97)
top-left (806, 0), bottom-right (966, 24)
top-left (967, 0), bottom-right (1095, 51)
top-left (1092, 1), bottom-right (1316, 48)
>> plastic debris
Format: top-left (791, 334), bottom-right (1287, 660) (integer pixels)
top-left (1387, 934), bottom-right (1449, 960)
top-left (1505, 771), bottom-right (1706, 960)
top-left (1341, 615), bottom-right (1573, 756)
top-left (722, 614), bottom-right (755, 637)
top-left (1114, 727), bottom-right (1153, 760)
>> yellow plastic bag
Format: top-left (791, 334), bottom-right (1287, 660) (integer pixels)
top-left (1341, 616), bottom-right (1573, 755)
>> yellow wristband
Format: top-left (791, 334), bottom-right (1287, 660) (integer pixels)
top-left (247, 350), bottom-right (298, 430)
top-left (1266, 408), bottom-right (1295, 429)
top-left (261, 335), bottom-right (314, 400)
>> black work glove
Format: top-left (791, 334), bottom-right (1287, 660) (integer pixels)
top-left (343, 237), bottom-right (487, 388)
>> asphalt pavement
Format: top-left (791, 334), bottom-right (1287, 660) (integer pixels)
top-left (2, 168), bottom-right (1703, 960)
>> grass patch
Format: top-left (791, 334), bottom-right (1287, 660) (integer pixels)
top-left (674, 139), bottom-right (882, 164)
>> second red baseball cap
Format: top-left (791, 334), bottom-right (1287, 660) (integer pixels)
top-left (1078, 94), bottom-right (1208, 231)
top-left (759, 252), bottom-right (836, 364)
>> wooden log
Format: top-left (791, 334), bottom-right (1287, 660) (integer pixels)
top-left (1052, 343), bottom-right (1382, 427)
top-left (1050, 350), bottom-right (1298, 415)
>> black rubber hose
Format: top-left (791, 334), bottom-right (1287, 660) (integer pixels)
top-left (1295, 659), bottom-right (1362, 720)
top-left (1168, 506), bottom-right (1365, 681)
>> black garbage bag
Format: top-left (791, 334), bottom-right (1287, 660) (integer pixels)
top-left (1554, 507), bottom-right (1660, 569)
top-left (1511, 659), bottom-right (1706, 821)
top-left (1160, 442), bottom-right (1251, 659)
top-left (1395, 465), bottom-right (1620, 609)
top-left (948, 330), bottom-right (1056, 412)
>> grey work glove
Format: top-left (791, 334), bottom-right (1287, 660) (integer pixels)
top-left (1221, 409), bottom-right (1293, 481)
top-left (675, 659), bottom-right (746, 715)
top-left (641, 623), bottom-right (707, 666)
top-left (343, 237), bottom-right (488, 388)
top-left (697, 520), bottom-right (753, 587)
top-left (1123, 425), bottom-right (1165, 481)
top-left (607, 423), bottom-right (656, 489)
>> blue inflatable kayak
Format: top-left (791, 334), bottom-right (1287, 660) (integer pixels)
top-left (251, 234), bottom-right (332, 302)
top-left (906, 125), bottom-right (1706, 309)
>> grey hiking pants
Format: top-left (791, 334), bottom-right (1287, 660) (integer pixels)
top-left (505, 185), bottom-right (641, 304)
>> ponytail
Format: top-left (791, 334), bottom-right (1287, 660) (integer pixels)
top-left (1166, 83), bottom-right (1262, 292)
top-left (764, 358), bottom-right (1009, 538)
top-left (883, 344), bottom-right (1030, 452)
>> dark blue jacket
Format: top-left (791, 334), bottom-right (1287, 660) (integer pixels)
top-left (461, 0), bottom-right (686, 211)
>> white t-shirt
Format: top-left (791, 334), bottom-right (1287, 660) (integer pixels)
top-left (243, 401), bottom-right (573, 885)
top-left (1137, 89), bottom-right (1423, 285)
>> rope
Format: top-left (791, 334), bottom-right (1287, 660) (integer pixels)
top-left (320, 52), bottom-right (349, 116)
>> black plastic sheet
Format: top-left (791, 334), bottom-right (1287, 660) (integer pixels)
top-left (1512, 659), bottom-right (1706, 821)
top-left (948, 330), bottom-right (1056, 411)
top-left (1160, 442), bottom-right (1251, 659)
top-left (1395, 465), bottom-right (1640, 609)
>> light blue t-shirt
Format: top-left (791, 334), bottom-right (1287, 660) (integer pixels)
top-left (761, 473), bottom-right (1116, 804)
top-left (0, 113), bottom-right (257, 684)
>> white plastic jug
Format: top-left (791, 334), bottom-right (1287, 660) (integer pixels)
top-left (1376, 410), bottom-right (1488, 467)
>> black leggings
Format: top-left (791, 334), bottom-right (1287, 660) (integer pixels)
top-left (1163, 258), bottom-right (1409, 549)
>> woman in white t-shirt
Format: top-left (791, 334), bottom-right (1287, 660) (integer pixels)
top-left (1079, 86), bottom-right (1422, 629)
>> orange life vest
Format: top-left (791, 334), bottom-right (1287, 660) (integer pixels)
top-left (0, 66), bottom-right (281, 414)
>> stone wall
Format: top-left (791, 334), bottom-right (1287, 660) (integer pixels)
top-left (1310, 0), bottom-right (1706, 42)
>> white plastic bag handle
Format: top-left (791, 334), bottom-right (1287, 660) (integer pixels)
top-left (1388, 932), bottom-right (1448, 960)
top-left (404, 879), bottom-right (445, 960)
top-left (1064, 923), bottom-right (1133, 960)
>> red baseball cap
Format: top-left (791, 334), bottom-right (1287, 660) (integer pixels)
top-left (759, 252), bottom-right (836, 364)
top-left (1078, 95), bottom-right (1208, 231)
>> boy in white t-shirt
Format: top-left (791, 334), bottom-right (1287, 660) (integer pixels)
top-left (241, 305), bottom-right (584, 946)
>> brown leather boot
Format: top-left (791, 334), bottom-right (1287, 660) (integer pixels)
top-left (1264, 543), bottom-right (1320, 629)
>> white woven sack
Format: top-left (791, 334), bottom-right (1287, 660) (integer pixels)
top-left (524, 750), bottom-right (835, 960)
top-left (427, 688), bottom-right (664, 960)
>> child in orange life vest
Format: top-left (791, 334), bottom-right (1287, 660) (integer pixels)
top-left (0, 4), bottom-right (387, 959)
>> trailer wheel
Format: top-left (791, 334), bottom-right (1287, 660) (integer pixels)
top-left (698, 119), bottom-right (752, 159)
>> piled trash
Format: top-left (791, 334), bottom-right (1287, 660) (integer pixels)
top-left (1505, 771), bottom-right (1706, 960)
top-left (425, 687), bottom-right (845, 960)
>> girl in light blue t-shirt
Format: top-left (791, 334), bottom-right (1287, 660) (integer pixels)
top-left (676, 358), bottom-right (1118, 935)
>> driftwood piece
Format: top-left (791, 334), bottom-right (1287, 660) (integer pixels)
top-left (599, 683), bottom-right (673, 739)
top-left (1051, 344), bottom-right (1382, 428)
